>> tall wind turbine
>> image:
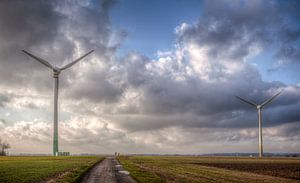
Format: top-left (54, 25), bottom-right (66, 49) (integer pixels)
top-left (22, 50), bottom-right (94, 156)
top-left (235, 91), bottom-right (281, 158)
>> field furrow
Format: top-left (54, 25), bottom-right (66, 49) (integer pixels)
top-left (119, 156), bottom-right (300, 183)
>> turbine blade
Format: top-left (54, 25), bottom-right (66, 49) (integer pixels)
top-left (261, 91), bottom-right (282, 107)
top-left (22, 50), bottom-right (53, 69)
top-left (235, 96), bottom-right (257, 107)
top-left (60, 50), bottom-right (94, 71)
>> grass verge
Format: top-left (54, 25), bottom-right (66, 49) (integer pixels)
top-left (0, 156), bottom-right (104, 183)
top-left (118, 156), bottom-right (163, 183)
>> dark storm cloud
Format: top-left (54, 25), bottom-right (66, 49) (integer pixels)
top-left (0, 0), bottom-right (69, 89)
top-left (54, 0), bottom-right (117, 55)
top-left (122, 53), bottom-right (150, 87)
top-left (129, 57), bottom-right (286, 113)
top-left (0, 0), bottom-right (125, 102)
top-left (68, 69), bottom-right (124, 103)
top-left (177, 0), bottom-right (300, 63)
top-left (54, 0), bottom-right (128, 103)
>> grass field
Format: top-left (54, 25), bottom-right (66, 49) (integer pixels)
top-left (0, 156), bottom-right (103, 183)
top-left (119, 156), bottom-right (300, 183)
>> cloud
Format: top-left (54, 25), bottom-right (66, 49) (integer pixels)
top-left (176, 0), bottom-right (300, 64)
top-left (0, 0), bottom-right (299, 154)
top-left (1, 119), bottom-right (299, 154)
top-left (0, 95), bottom-right (9, 107)
top-left (0, 119), bottom-right (7, 128)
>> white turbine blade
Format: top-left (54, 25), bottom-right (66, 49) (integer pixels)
top-left (60, 50), bottom-right (94, 71)
top-left (235, 96), bottom-right (257, 107)
top-left (261, 91), bottom-right (282, 107)
top-left (22, 50), bottom-right (53, 69)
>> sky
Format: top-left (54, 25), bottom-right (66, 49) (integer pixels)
top-left (0, 0), bottom-right (299, 155)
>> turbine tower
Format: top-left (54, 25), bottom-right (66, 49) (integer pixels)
top-left (235, 91), bottom-right (281, 158)
top-left (22, 50), bottom-right (94, 156)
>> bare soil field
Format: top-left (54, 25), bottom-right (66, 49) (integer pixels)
top-left (195, 161), bottom-right (300, 180)
top-left (119, 156), bottom-right (300, 183)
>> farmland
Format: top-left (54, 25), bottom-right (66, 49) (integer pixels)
top-left (0, 156), bottom-right (103, 183)
top-left (119, 156), bottom-right (300, 183)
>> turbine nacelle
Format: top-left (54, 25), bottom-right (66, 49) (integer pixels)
top-left (53, 67), bottom-right (61, 78)
top-left (53, 70), bottom-right (60, 78)
top-left (256, 105), bottom-right (262, 110)
top-left (53, 67), bottom-right (61, 72)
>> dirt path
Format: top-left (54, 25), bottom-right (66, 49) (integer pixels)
top-left (81, 157), bottom-right (137, 183)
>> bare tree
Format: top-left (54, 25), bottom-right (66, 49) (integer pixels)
top-left (0, 138), bottom-right (10, 156)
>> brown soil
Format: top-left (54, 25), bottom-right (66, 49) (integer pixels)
top-left (196, 162), bottom-right (300, 180)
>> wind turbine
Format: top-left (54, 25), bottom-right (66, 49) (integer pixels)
top-left (22, 50), bottom-right (94, 156)
top-left (235, 91), bottom-right (282, 158)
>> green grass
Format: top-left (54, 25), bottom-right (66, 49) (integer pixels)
top-left (0, 156), bottom-right (104, 183)
top-left (120, 156), bottom-right (163, 183)
top-left (119, 156), bottom-right (300, 183)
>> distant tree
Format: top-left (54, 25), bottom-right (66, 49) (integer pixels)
top-left (0, 138), bottom-right (10, 156)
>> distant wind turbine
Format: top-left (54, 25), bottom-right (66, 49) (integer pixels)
top-left (22, 50), bottom-right (94, 156)
top-left (235, 91), bottom-right (282, 158)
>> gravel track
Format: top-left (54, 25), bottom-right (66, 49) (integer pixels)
top-left (81, 157), bottom-right (136, 183)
